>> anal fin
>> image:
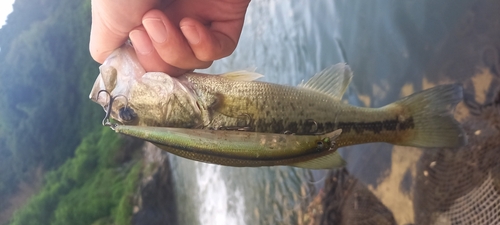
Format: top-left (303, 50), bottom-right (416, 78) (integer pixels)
top-left (289, 151), bottom-right (346, 169)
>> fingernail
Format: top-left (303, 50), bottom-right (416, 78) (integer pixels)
top-left (130, 30), bottom-right (153, 55)
top-left (143, 18), bottom-right (167, 43)
top-left (181, 25), bottom-right (200, 45)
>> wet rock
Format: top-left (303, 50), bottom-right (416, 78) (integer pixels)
top-left (132, 143), bottom-right (177, 225)
top-left (319, 168), bottom-right (397, 225)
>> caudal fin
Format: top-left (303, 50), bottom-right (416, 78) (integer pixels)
top-left (392, 84), bottom-right (467, 148)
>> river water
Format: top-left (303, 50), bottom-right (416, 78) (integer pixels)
top-left (166, 0), bottom-right (500, 224)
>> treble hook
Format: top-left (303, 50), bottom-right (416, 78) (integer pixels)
top-left (97, 90), bottom-right (130, 128)
top-left (98, 90), bottom-right (113, 126)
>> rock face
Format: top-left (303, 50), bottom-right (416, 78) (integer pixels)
top-left (319, 168), bottom-right (397, 225)
top-left (132, 143), bottom-right (177, 225)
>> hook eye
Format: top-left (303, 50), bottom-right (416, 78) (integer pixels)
top-left (306, 119), bottom-right (319, 134)
top-left (316, 141), bottom-right (324, 151)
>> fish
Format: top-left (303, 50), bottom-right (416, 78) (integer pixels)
top-left (89, 44), bottom-right (467, 169)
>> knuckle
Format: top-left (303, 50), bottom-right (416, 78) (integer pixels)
top-left (198, 61), bottom-right (213, 69)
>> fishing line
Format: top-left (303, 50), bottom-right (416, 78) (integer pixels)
top-left (334, 38), bottom-right (349, 63)
top-left (305, 172), bottom-right (328, 185)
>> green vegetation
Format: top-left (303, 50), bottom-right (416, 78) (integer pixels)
top-left (0, 0), bottom-right (144, 224)
top-left (0, 0), bottom-right (99, 207)
top-left (9, 128), bottom-right (142, 225)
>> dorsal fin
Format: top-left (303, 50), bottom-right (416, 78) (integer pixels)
top-left (220, 69), bottom-right (264, 81)
top-left (299, 63), bottom-right (353, 99)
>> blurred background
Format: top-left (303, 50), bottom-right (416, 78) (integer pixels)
top-left (0, 0), bottom-right (499, 224)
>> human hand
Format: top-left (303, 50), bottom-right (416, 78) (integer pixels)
top-left (89, 0), bottom-right (250, 76)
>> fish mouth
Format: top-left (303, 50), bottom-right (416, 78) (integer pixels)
top-left (89, 71), bottom-right (110, 103)
top-left (89, 73), bottom-right (103, 103)
top-left (94, 89), bottom-right (137, 127)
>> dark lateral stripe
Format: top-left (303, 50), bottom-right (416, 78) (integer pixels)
top-left (336, 116), bottom-right (415, 134)
top-left (250, 116), bottom-right (415, 135)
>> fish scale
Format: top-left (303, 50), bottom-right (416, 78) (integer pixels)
top-left (188, 74), bottom-right (405, 147)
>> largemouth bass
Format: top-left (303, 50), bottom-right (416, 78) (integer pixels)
top-left (89, 44), bottom-right (466, 169)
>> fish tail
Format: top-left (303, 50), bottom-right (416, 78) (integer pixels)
top-left (390, 84), bottom-right (467, 148)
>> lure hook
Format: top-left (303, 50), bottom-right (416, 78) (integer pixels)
top-left (97, 90), bottom-right (113, 127)
top-left (97, 90), bottom-right (130, 129)
top-left (306, 119), bottom-right (319, 134)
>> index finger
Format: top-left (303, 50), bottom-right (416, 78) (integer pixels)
top-left (89, 0), bottom-right (157, 63)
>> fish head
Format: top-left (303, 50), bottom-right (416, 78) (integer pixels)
top-left (89, 44), bottom-right (175, 126)
top-left (89, 44), bottom-right (203, 128)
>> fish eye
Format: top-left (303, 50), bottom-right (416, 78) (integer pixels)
top-left (119, 107), bottom-right (137, 122)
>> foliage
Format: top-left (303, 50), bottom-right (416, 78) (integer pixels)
top-left (9, 128), bottom-right (142, 225)
top-left (0, 0), bottom-right (103, 212)
top-left (0, 0), bottom-right (144, 223)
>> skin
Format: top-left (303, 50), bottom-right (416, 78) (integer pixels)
top-left (89, 0), bottom-right (251, 76)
